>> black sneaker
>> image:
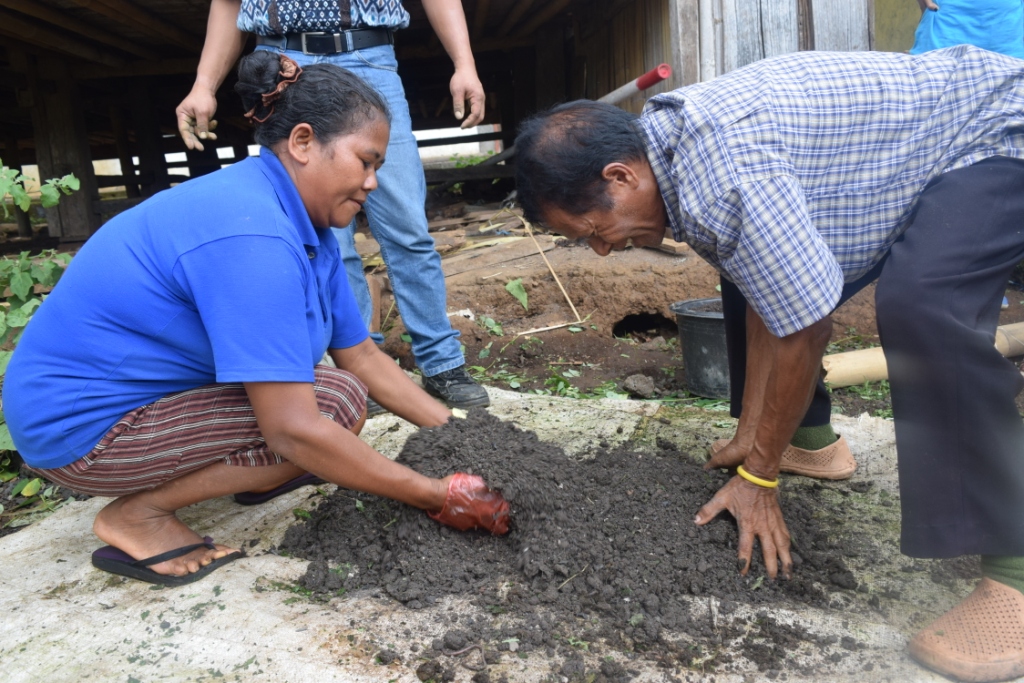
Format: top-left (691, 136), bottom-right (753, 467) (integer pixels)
top-left (422, 366), bottom-right (490, 408)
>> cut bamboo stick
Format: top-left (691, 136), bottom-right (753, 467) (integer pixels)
top-left (822, 321), bottom-right (1024, 388)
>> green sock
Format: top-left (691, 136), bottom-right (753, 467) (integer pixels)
top-left (789, 423), bottom-right (838, 451)
top-left (982, 555), bottom-right (1024, 594)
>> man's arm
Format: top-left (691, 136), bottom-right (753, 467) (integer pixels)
top-left (696, 309), bottom-right (832, 578)
top-left (329, 338), bottom-right (452, 427)
top-left (704, 303), bottom-right (774, 470)
top-left (420, 0), bottom-right (486, 128)
top-left (176, 0), bottom-right (246, 151)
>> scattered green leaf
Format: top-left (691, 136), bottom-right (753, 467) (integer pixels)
top-left (20, 478), bottom-right (42, 497)
top-left (504, 278), bottom-right (528, 310)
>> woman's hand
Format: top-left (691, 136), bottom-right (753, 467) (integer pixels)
top-left (428, 472), bottom-right (510, 534)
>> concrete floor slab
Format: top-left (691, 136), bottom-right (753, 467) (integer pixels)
top-left (0, 389), bottom-right (1016, 682)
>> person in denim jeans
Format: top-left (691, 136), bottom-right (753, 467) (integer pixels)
top-left (175, 0), bottom-right (490, 409)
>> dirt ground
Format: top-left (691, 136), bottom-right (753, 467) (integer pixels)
top-left (379, 236), bottom-right (1024, 416)
top-left (281, 409), bottom-right (979, 682)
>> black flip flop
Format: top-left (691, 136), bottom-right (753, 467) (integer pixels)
top-left (232, 472), bottom-right (325, 506)
top-left (91, 536), bottom-right (244, 586)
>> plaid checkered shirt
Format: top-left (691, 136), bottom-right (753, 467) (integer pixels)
top-left (639, 45), bottom-right (1024, 337)
top-left (239, 0), bottom-right (410, 34)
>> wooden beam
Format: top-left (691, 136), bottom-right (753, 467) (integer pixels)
top-left (416, 131), bottom-right (505, 148)
top-left (424, 163), bottom-right (515, 184)
top-left (0, 0), bottom-right (160, 60)
top-left (94, 196), bottom-right (144, 217)
top-left (496, 0), bottom-right (536, 37)
top-left (72, 57), bottom-right (199, 80)
top-left (472, 0), bottom-right (491, 40)
top-left (514, 0), bottom-right (574, 38)
top-left (396, 34), bottom-right (531, 60)
top-left (0, 9), bottom-right (125, 67)
top-left (67, 0), bottom-right (202, 52)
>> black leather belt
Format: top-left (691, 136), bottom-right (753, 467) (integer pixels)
top-left (256, 27), bottom-right (393, 55)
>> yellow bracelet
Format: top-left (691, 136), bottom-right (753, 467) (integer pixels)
top-left (736, 465), bottom-right (778, 489)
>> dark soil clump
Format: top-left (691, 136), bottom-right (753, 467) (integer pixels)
top-left (281, 410), bottom-right (864, 676)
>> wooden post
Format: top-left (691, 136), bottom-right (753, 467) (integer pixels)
top-left (3, 134), bottom-right (33, 239)
top-left (27, 56), bottom-right (99, 242)
top-left (109, 105), bottom-right (140, 199)
top-left (511, 46), bottom-right (536, 126)
top-left (129, 80), bottom-right (170, 197)
top-left (534, 24), bottom-right (566, 110)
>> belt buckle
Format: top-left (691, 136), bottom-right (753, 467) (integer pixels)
top-left (300, 31), bottom-right (331, 55)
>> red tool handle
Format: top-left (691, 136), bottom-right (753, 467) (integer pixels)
top-left (636, 63), bottom-right (672, 91)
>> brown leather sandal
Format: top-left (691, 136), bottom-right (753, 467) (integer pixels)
top-left (709, 434), bottom-right (857, 480)
top-left (909, 578), bottom-right (1024, 682)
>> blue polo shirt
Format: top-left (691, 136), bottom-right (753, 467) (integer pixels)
top-left (3, 148), bottom-right (368, 469)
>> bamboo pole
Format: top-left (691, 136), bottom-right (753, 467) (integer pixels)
top-left (822, 321), bottom-right (1024, 388)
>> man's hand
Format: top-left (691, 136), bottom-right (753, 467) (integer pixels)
top-left (176, 88), bottom-right (219, 151)
top-left (917, 0), bottom-right (939, 11)
top-left (704, 438), bottom-right (748, 471)
top-left (695, 476), bottom-right (793, 579)
top-left (450, 68), bottom-right (485, 128)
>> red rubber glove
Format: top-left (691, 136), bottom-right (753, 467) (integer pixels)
top-left (428, 473), bottom-right (510, 535)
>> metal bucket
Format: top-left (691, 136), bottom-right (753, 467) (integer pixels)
top-left (669, 298), bottom-right (730, 399)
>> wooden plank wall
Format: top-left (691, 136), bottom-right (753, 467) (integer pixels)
top-left (705, 0), bottom-right (869, 79)
top-left (720, 0), bottom-right (799, 74)
top-left (571, 0), bottom-right (871, 112)
top-left (573, 0), bottom-right (678, 115)
top-left (812, 0), bottom-right (871, 52)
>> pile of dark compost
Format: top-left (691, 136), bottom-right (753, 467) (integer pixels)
top-left (280, 411), bottom-right (876, 676)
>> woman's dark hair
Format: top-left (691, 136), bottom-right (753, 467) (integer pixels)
top-left (235, 50), bottom-right (391, 146)
top-left (515, 100), bottom-right (646, 224)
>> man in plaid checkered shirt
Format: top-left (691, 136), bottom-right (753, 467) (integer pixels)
top-left (515, 45), bottom-right (1024, 681)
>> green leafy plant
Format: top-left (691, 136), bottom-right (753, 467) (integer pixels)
top-left (0, 159), bottom-right (79, 219)
top-left (445, 151), bottom-right (496, 194)
top-left (0, 250), bottom-right (74, 526)
top-left (505, 278), bottom-right (528, 310)
top-left (477, 315), bottom-right (504, 336)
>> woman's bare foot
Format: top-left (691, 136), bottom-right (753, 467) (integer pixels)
top-left (93, 494), bottom-right (236, 577)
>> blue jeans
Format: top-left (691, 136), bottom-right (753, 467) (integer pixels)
top-left (256, 44), bottom-right (464, 376)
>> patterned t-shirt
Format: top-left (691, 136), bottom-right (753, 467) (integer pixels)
top-left (238, 0), bottom-right (410, 34)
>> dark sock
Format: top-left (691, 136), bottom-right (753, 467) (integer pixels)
top-left (789, 424), bottom-right (838, 451)
top-left (982, 555), bottom-right (1024, 594)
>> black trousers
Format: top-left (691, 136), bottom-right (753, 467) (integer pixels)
top-left (720, 157), bottom-right (1024, 558)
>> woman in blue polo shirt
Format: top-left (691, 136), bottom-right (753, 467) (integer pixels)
top-left (2, 51), bottom-right (508, 586)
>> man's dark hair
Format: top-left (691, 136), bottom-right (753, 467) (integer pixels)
top-left (515, 100), bottom-right (646, 224)
top-left (235, 50), bottom-right (391, 147)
